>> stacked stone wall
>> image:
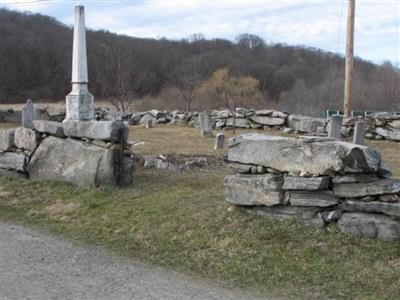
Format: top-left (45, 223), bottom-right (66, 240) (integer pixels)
top-left (0, 120), bottom-right (133, 187)
top-left (225, 134), bottom-right (400, 241)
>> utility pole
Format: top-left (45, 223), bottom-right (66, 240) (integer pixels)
top-left (344, 0), bottom-right (355, 117)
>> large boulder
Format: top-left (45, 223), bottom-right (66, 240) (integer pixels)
top-left (333, 179), bottom-right (400, 198)
top-left (228, 134), bottom-right (383, 175)
top-left (0, 152), bottom-right (27, 171)
top-left (27, 137), bottom-right (132, 187)
top-left (287, 115), bottom-right (326, 133)
top-left (224, 173), bottom-right (284, 206)
top-left (337, 212), bottom-right (400, 241)
top-left (14, 127), bottom-right (40, 151)
top-left (63, 120), bottom-right (127, 142)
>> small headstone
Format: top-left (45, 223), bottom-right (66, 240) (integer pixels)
top-left (353, 121), bottom-right (366, 145)
top-left (145, 119), bottom-right (153, 129)
top-left (200, 111), bottom-right (212, 136)
top-left (327, 115), bottom-right (342, 140)
top-left (214, 133), bottom-right (225, 149)
top-left (115, 111), bottom-right (123, 121)
top-left (22, 99), bottom-right (35, 128)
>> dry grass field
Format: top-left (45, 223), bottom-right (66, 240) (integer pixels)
top-left (1, 122), bottom-right (400, 299)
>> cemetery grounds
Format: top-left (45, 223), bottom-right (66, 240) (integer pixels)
top-left (1, 122), bottom-right (400, 299)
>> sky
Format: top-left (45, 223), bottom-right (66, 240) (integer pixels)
top-left (1, 0), bottom-right (399, 65)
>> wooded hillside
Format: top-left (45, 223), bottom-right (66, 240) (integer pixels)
top-left (0, 8), bottom-right (399, 115)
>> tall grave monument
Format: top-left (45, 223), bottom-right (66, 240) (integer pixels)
top-left (65, 5), bottom-right (94, 121)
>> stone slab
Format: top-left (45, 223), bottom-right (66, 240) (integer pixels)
top-left (332, 174), bottom-right (380, 184)
top-left (340, 200), bottom-right (400, 218)
top-left (337, 212), bottom-right (400, 241)
top-left (32, 120), bottom-right (65, 137)
top-left (228, 134), bottom-right (382, 175)
top-left (333, 179), bottom-right (400, 198)
top-left (249, 116), bottom-right (285, 126)
top-left (287, 115), bottom-right (326, 133)
top-left (0, 152), bottom-right (27, 171)
top-left (376, 127), bottom-right (400, 141)
top-left (63, 120), bottom-right (127, 142)
top-left (224, 173), bottom-right (283, 206)
top-left (254, 205), bottom-right (325, 228)
top-left (283, 176), bottom-right (330, 190)
top-left (289, 191), bottom-right (339, 207)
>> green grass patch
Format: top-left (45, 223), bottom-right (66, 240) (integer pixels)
top-left (1, 167), bottom-right (400, 299)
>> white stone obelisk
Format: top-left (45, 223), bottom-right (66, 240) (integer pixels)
top-left (65, 5), bottom-right (94, 121)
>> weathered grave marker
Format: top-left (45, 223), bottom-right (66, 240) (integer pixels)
top-left (328, 115), bottom-right (343, 140)
top-left (214, 133), bottom-right (225, 149)
top-left (200, 111), bottom-right (212, 136)
top-left (22, 99), bottom-right (35, 128)
top-left (353, 121), bottom-right (366, 145)
top-left (145, 119), bottom-right (153, 129)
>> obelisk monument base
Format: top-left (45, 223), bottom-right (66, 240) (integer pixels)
top-left (65, 84), bottom-right (94, 121)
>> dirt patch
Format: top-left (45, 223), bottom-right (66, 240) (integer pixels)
top-left (45, 200), bottom-right (81, 217)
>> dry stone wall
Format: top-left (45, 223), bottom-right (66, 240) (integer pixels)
top-left (2, 107), bottom-right (400, 142)
top-left (225, 133), bottom-right (400, 241)
top-left (0, 120), bottom-right (133, 187)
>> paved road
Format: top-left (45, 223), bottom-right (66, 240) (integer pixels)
top-left (0, 222), bottom-right (266, 300)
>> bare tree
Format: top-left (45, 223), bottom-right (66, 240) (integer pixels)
top-left (167, 56), bottom-right (204, 111)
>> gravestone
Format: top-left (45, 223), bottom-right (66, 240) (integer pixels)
top-left (65, 5), bottom-right (94, 121)
top-left (146, 119), bottom-right (153, 129)
top-left (353, 121), bottom-right (366, 145)
top-left (22, 99), bottom-right (35, 128)
top-left (328, 115), bottom-right (342, 140)
top-left (200, 111), bottom-right (212, 136)
top-left (214, 133), bottom-right (225, 149)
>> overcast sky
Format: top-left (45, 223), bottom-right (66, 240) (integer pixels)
top-left (2, 0), bottom-right (399, 65)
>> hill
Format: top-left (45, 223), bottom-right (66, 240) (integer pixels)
top-left (0, 8), bottom-right (399, 115)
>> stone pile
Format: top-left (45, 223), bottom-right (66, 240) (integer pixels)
top-left (224, 133), bottom-right (400, 240)
top-left (0, 119), bottom-right (133, 187)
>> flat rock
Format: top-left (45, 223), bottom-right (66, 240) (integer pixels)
top-left (333, 179), bottom-right (400, 198)
top-left (340, 200), bottom-right (400, 218)
top-left (32, 120), bottom-right (65, 137)
top-left (250, 116), bottom-right (285, 126)
top-left (227, 162), bottom-right (253, 174)
top-left (63, 120), bottom-right (127, 142)
top-left (388, 120), bottom-right (400, 129)
top-left (228, 134), bottom-right (382, 175)
top-left (287, 115), bottom-right (326, 133)
top-left (289, 191), bottom-right (339, 207)
top-left (337, 212), bottom-right (400, 241)
top-left (255, 109), bottom-right (273, 116)
top-left (14, 127), bottom-right (39, 151)
top-left (332, 174), bottom-right (380, 184)
top-left (0, 129), bottom-right (15, 151)
top-left (224, 173), bottom-right (283, 206)
top-left (375, 127), bottom-right (400, 141)
top-left (283, 176), bottom-right (330, 190)
top-left (272, 111), bottom-right (288, 119)
top-left (0, 168), bottom-right (27, 178)
top-left (254, 205), bottom-right (325, 228)
top-left (226, 118), bottom-right (250, 128)
top-left (0, 152), bottom-right (27, 171)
